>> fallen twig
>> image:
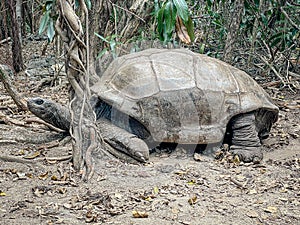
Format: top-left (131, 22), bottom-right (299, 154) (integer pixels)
top-left (257, 54), bottom-right (287, 86)
top-left (25, 117), bottom-right (66, 133)
top-left (0, 155), bottom-right (36, 164)
top-left (0, 65), bottom-right (27, 111)
top-left (45, 155), bottom-right (72, 162)
top-left (0, 140), bottom-right (18, 144)
top-left (0, 112), bottom-right (27, 126)
top-left (280, 7), bottom-right (300, 30)
top-left (261, 80), bottom-right (282, 88)
top-left (37, 140), bottom-right (60, 150)
top-left (108, 0), bottom-right (146, 23)
top-left (0, 37), bottom-right (11, 45)
top-left (230, 177), bottom-right (248, 189)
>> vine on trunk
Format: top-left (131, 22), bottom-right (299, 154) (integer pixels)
top-left (56, 0), bottom-right (98, 180)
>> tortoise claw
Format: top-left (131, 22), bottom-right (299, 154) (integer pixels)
top-left (134, 151), bottom-right (147, 163)
top-left (230, 146), bottom-right (263, 163)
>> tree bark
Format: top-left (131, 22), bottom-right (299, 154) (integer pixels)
top-left (0, 65), bottom-right (27, 111)
top-left (248, 0), bottom-right (264, 66)
top-left (15, 0), bottom-right (22, 45)
top-left (223, 0), bottom-right (244, 63)
top-left (6, 0), bottom-right (24, 72)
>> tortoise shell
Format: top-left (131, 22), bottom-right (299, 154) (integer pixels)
top-left (91, 48), bottom-right (278, 144)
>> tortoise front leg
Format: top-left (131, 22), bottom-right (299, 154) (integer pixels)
top-left (97, 118), bottom-right (149, 162)
top-left (230, 112), bottom-right (263, 163)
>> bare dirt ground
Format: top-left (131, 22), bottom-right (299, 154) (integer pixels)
top-left (0, 40), bottom-right (299, 225)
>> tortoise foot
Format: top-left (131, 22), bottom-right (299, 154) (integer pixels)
top-left (229, 146), bottom-right (263, 163)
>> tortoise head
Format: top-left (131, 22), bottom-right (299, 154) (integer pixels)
top-left (27, 97), bottom-right (70, 131)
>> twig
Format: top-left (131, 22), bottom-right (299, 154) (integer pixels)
top-left (0, 155), bottom-right (36, 164)
top-left (25, 117), bottom-right (66, 133)
top-left (0, 65), bottom-right (27, 111)
top-left (0, 140), bottom-right (18, 144)
top-left (257, 54), bottom-right (287, 86)
top-left (37, 140), bottom-right (60, 150)
top-left (46, 155), bottom-right (72, 162)
top-left (108, 0), bottom-right (146, 23)
top-left (288, 71), bottom-right (300, 79)
top-left (230, 177), bottom-right (247, 189)
top-left (261, 80), bottom-right (281, 88)
top-left (0, 112), bottom-right (26, 126)
top-left (0, 37), bottom-right (11, 45)
top-left (280, 7), bottom-right (300, 30)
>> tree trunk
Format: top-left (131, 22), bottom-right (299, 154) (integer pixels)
top-left (0, 65), bottom-right (27, 111)
top-left (248, 0), bottom-right (264, 66)
top-left (15, 0), bottom-right (22, 44)
top-left (6, 0), bottom-right (24, 72)
top-left (223, 0), bottom-right (244, 63)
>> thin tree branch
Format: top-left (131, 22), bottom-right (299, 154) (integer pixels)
top-left (280, 7), bottom-right (300, 30)
top-left (0, 65), bottom-right (27, 111)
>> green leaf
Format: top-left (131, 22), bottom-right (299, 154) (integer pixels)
top-left (173, 0), bottom-right (189, 22)
top-left (185, 16), bottom-right (195, 42)
top-left (39, 11), bottom-right (50, 35)
top-left (85, 0), bottom-right (92, 10)
top-left (94, 32), bottom-right (109, 43)
top-left (157, 5), bottom-right (166, 41)
top-left (164, 1), bottom-right (176, 34)
top-left (199, 43), bottom-right (205, 54)
top-left (154, 0), bottom-right (161, 16)
top-left (47, 17), bottom-right (55, 42)
top-left (206, 0), bottom-right (213, 8)
top-left (96, 48), bottom-right (108, 59)
top-left (45, 0), bottom-right (53, 11)
top-left (270, 36), bottom-right (283, 47)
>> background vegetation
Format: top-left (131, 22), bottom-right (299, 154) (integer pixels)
top-left (0, 0), bottom-right (299, 89)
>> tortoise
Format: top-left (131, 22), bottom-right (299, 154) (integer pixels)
top-left (27, 48), bottom-right (279, 163)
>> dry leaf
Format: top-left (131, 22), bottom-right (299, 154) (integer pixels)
top-left (132, 210), bottom-right (149, 218)
top-left (26, 173), bottom-right (33, 179)
top-left (0, 191), bottom-right (6, 196)
top-left (144, 196), bottom-right (152, 201)
top-left (16, 172), bottom-right (27, 180)
top-left (233, 155), bottom-right (240, 164)
top-left (175, 16), bottom-right (191, 44)
top-left (38, 171), bottom-right (49, 180)
top-left (24, 151), bottom-right (40, 159)
top-left (248, 189), bottom-right (257, 194)
top-left (153, 186), bottom-right (159, 195)
top-left (193, 152), bottom-right (202, 161)
top-left (188, 195), bottom-right (197, 205)
top-left (246, 210), bottom-right (259, 218)
top-left (174, 170), bottom-right (187, 175)
top-left (51, 175), bottom-right (58, 181)
top-left (187, 179), bottom-right (196, 185)
top-left (114, 193), bottom-right (123, 199)
top-left (264, 206), bottom-right (278, 213)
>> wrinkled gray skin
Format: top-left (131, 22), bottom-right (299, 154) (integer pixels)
top-left (27, 98), bottom-right (149, 162)
top-left (29, 97), bottom-right (265, 163)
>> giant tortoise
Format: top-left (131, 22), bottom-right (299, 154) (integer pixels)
top-left (27, 48), bottom-right (279, 163)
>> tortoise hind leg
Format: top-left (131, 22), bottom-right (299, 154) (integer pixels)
top-left (230, 112), bottom-right (263, 163)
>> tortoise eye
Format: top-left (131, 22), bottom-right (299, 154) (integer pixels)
top-left (36, 99), bottom-right (44, 105)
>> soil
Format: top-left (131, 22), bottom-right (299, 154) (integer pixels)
top-left (0, 40), bottom-right (299, 225)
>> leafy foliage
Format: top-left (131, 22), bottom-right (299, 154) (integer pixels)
top-left (39, 0), bottom-right (56, 42)
top-left (192, 1), bottom-right (299, 66)
top-left (154, 0), bottom-right (194, 44)
top-left (241, 0), bottom-right (299, 53)
top-left (39, 0), bottom-right (92, 42)
top-left (94, 33), bottom-right (121, 59)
